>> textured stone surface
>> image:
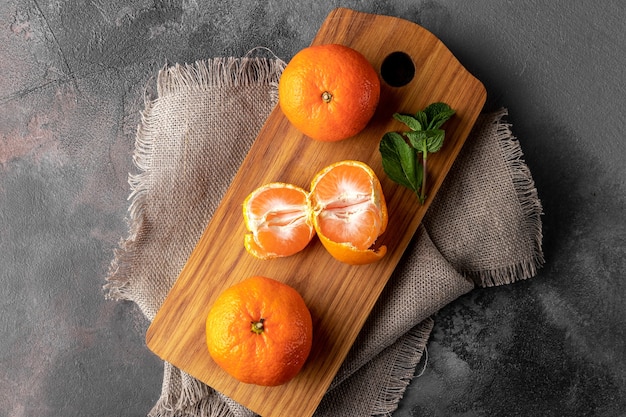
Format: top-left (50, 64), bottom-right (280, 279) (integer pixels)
top-left (1, 1), bottom-right (624, 416)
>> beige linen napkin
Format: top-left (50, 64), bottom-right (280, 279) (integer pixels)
top-left (105, 57), bottom-right (543, 417)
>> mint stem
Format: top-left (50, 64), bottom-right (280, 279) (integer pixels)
top-left (420, 144), bottom-right (428, 204)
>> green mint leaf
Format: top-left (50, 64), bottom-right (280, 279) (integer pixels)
top-left (423, 102), bottom-right (450, 120)
top-left (393, 113), bottom-right (422, 131)
top-left (379, 132), bottom-right (421, 193)
top-left (425, 129), bottom-right (445, 153)
top-left (414, 111), bottom-right (428, 129)
top-left (405, 130), bottom-right (427, 150)
top-left (424, 102), bottom-right (455, 129)
top-left (430, 109), bottom-right (455, 129)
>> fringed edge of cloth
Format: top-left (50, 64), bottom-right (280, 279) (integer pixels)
top-left (156, 57), bottom-right (286, 97)
top-left (371, 318), bottom-right (434, 416)
top-left (148, 365), bottom-right (234, 417)
top-left (102, 92), bottom-right (156, 302)
top-left (103, 57), bottom-right (285, 302)
top-left (467, 108), bottom-right (545, 288)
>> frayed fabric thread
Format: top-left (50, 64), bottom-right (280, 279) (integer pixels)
top-left (468, 109), bottom-right (544, 288)
top-left (157, 57), bottom-right (286, 97)
top-left (148, 365), bottom-right (234, 417)
top-left (371, 318), bottom-right (434, 416)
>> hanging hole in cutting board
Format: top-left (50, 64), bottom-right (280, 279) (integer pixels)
top-left (380, 51), bottom-right (415, 87)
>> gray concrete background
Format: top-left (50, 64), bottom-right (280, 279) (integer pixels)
top-left (1, 0), bottom-right (625, 416)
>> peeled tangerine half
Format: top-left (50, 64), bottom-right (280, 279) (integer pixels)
top-left (309, 160), bottom-right (388, 265)
top-left (243, 182), bottom-right (315, 260)
top-left (242, 161), bottom-right (388, 265)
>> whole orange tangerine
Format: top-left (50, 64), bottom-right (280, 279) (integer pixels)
top-left (205, 276), bottom-right (313, 386)
top-left (278, 44), bottom-right (381, 142)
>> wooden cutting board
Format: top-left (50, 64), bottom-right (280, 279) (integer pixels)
top-left (146, 7), bottom-right (486, 417)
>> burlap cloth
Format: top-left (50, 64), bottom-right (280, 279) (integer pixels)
top-left (105, 56), bottom-right (544, 417)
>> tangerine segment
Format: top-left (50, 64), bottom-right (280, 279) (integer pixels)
top-left (310, 160), bottom-right (388, 264)
top-left (243, 183), bottom-right (314, 259)
top-left (315, 207), bottom-right (382, 250)
top-left (278, 44), bottom-right (381, 142)
top-left (206, 276), bottom-right (313, 386)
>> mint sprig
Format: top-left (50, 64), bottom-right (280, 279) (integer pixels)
top-left (379, 102), bottom-right (455, 204)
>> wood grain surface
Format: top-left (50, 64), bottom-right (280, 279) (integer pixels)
top-left (146, 7), bottom-right (486, 417)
